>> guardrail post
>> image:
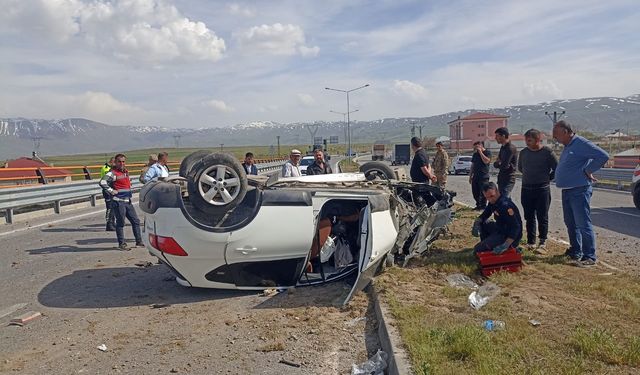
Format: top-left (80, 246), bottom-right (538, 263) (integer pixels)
top-left (36, 168), bottom-right (47, 184)
top-left (83, 167), bottom-right (92, 180)
top-left (5, 208), bottom-right (13, 224)
top-left (90, 194), bottom-right (97, 207)
top-left (617, 180), bottom-right (622, 190)
top-left (54, 200), bottom-right (61, 214)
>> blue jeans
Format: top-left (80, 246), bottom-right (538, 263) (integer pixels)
top-left (112, 200), bottom-right (142, 246)
top-left (561, 185), bottom-right (596, 261)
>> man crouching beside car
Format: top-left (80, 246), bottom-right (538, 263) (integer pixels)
top-left (471, 182), bottom-right (523, 254)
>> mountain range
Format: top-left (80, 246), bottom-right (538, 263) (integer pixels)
top-left (1, 94), bottom-right (639, 159)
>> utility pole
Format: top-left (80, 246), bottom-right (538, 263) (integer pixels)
top-left (276, 135), bottom-right (281, 156)
top-left (220, 143), bottom-right (224, 152)
top-left (173, 134), bottom-right (181, 149)
top-left (545, 110), bottom-right (565, 149)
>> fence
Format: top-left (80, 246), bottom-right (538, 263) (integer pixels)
top-left (0, 160), bottom-right (286, 224)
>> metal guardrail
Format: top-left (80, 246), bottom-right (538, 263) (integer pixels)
top-left (0, 161), bottom-right (285, 224)
top-left (592, 168), bottom-right (635, 189)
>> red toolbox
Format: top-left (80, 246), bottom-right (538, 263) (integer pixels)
top-left (476, 247), bottom-right (522, 276)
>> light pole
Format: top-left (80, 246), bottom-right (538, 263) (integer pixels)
top-left (326, 84), bottom-right (369, 159)
top-left (330, 109), bottom-right (359, 153)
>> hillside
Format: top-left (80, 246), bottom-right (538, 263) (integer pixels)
top-left (1, 94), bottom-right (639, 159)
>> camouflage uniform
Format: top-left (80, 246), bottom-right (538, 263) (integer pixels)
top-left (432, 149), bottom-right (449, 188)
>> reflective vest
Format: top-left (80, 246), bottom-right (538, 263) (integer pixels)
top-left (111, 168), bottom-right (132, 199)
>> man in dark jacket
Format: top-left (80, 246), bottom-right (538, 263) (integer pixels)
top-left (409, 137), bottom-right (436, 183)
top-left (493, 127), bottom-right (517, 197)
top-left (472, 182), bottom-right (523, 254)
top-left (306, 149), bottom-right (333, 175)
top-left (469, 141), bottom-right (492, 210)
top-left (241, 152), bottom-right (258, 175)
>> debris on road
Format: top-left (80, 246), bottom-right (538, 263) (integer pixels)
top-left (150, 303), bottom-right (170, 309)
top-left (261, 288), bottom-right (279, 297)
top-left (351, 349), bottom-right (388, 375)
top-left (9, 311), bottom-right (42, 326)
top-left (468, 282), bottom-right (501, 310)
top-left (96, 344), bottom-right (107, 352)
top-left (134, 261), bottom-right (153, 268)
top-left (528, 319), bottom-right (541, 327)
top-left (446, 273), bottom-right (478, 289)
top-left (345, 317), bottom-right (366, 327)
top-left (279, 359), bottom-right (301, 368)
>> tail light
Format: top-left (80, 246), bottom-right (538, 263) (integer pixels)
top-left (148, 234), bottom-right (188, 256)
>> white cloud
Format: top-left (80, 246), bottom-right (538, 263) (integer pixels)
top-left (392, 80), bottom-right (429, 102)
top-left (0, 0), bottom-right (225, 64)
top-left (236, 23), bottom-right (319, 57)
top-left (259, 105), bottom-right (279, 113)
top-left (227, 3), bottom-right (256, 17)
top-left (297, 93), bottom-right (316, 107)
top-left (522, 80), bottom-right (563, 99)
top-left (203, 99), bottom-right (235, 113)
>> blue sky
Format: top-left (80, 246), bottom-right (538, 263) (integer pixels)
top-left (1, 0), bottom-right (639, 128)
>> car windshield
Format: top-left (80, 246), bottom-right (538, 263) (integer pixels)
top-left (459, 156), bottom-right (472, 162)
top-left (300, 158), bottom-right (314, 166)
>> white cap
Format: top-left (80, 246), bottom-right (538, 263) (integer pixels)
top-left (290, 149), bottom-right (302, 155)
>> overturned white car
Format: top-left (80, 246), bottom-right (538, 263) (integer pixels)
top-left (139, 152), bottom-right (455, 303)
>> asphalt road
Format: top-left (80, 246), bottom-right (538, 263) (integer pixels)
top-left (0, 201), bottom-right (377, 374)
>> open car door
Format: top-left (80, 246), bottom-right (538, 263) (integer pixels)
top-left (341, 200), bottom-right (397, 305)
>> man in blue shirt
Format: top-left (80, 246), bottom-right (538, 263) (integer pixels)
top-left (142, 152), bottom-right (169, 183)
top-left (242, 152), bottom-right (258, 175)
top-left (553, 120), bottom-right (609, 267)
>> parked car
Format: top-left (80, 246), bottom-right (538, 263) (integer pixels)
top-left (139, 154), bottom-right (455, 304)
top-left (449, 155), bottom-right (473, 174)
top-left (633, 164), bottom-right (640, 210)
top-left (299, 156), bottom-right (314, 175)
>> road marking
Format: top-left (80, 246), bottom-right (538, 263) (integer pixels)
top-left (592, 206), bottom-right (640, 219)
top-left (0, 200), bottom-right (139, 238)
top-left (0, 303), bottom-right (27, 319)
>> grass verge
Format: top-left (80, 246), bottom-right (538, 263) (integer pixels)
top-left (376, 205), bottom-right (640, 374)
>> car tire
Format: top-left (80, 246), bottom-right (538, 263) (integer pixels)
top-left (187, 153), bottom-right (248, 215)
top-left (360, 161), bottom-right (396, 181)
top-left (634, 185), bottom-right (640, 210)
top-left (179, 150), bottom-right (211, 178)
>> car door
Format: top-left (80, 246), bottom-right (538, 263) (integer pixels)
top-left (342, 199), bottom-right (397, 304)
top-left (224, 194), bottom-right (315, 288)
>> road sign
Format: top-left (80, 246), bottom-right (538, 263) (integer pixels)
top-left (329, 136), bottom-right (339, 144)
top-left (314, 136), bottom-right (323, 145)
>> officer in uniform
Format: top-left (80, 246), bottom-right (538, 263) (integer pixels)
top-left (471, 181), bottom-right (523, 254)
top-left (100, 157), bottom-right (116, 231)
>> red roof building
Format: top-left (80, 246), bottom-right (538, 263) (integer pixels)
top-left (448, 112), bottom-right (509, 151)
top-left (0, 157), bottom-right (72, 186)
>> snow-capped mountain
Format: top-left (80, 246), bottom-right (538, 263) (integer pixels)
top-left (1, 94), bottom-right (639, 159)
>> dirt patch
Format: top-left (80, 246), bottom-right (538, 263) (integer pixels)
top-left (377, 205), bottom-right (640, 374)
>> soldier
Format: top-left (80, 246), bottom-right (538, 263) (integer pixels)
top-left (432, 141), bottom-right (449, 188)
top-left (100, 153), bottom-right (143, 250)
top-left (471, 182), bottom-right (523, 254)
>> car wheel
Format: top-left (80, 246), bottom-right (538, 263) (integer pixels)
top-left (359, 161), bottom-right (396, 181)
top-left (634, 186), bottom-right (640, 210)
top-left (179, 150), bottom-right (211, 178)
top-left (187, 153), bottom-right (248, 215)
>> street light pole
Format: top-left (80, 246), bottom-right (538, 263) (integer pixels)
top-left (326, 84), bottom-right (370, 159)
top-left (330, 109), bottom-right (359, 153)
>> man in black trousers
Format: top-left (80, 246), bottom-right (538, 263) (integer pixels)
top-left (469, 141), bottom-right (492, 210)
top-left (493, 127), bottom-right (518, 198)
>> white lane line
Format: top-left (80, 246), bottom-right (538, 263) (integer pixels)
top-left (0, 200), bottom-right (139, 238)
top-left (0, 303), bottom-right (27, 319)
top-left (592, 206), bottom-right (640, 219)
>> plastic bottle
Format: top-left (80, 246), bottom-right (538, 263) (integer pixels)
top-left (483, 320), bottom-right (505, 331)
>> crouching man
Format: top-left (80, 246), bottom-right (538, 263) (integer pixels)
top-left (472, 182), bottom-right (523, 254)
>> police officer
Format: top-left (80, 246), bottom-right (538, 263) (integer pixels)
top-left (99, 153), bottom-right (143, 250)
top-left (100, 157), bottom-right (116, 231)
top-left (471, 181), bottom-right (522, 254)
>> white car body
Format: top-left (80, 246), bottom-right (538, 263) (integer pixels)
top-left (140, 155), bottom-right (454, 304)
top-left (449, 155), bottom-right (473, 175)
top-left (299, 156), bottom-right (315, 175)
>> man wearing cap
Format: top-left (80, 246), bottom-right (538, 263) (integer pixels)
top-left (432, 141), bottom-right (449, 188)
top-left (281, 149), bottom-right (302, 177)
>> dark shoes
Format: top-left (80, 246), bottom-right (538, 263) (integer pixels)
top-left (577, 259), bottom-right (597, 268)
top-left (106, 224), bottom-right (116, 232)
top-left (135, 241), bottom-right (145, 248)
top-left (118, 243), bottom-right (130, 251)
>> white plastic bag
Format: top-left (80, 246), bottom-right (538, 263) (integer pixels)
top-left (468, 282), bottom-right (501, 310)
top-left (320, 235), bottom-right (337, 263)
top-left (334, 237), bottom-right (354, 268)
top-left (351, 350), bottom-right (388, 375)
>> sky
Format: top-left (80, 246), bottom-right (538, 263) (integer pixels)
top-left (1, 0), bottom-right (639, 128)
